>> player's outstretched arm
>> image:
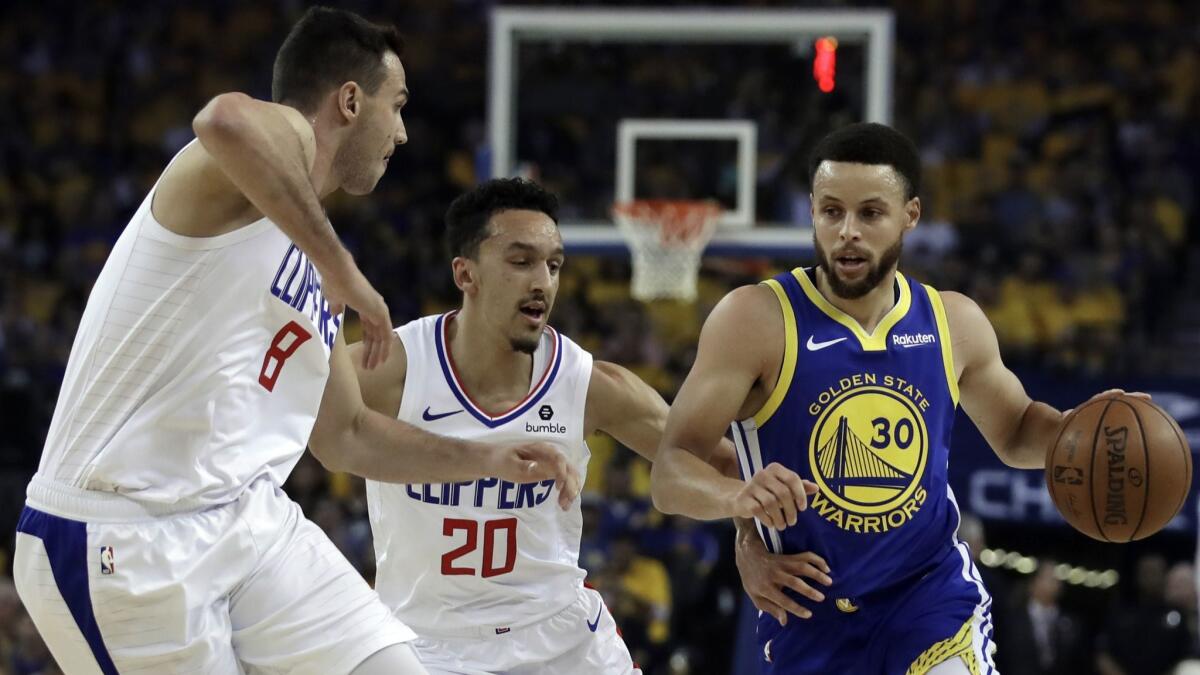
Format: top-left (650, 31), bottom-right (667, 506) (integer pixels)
top-left (308, 333), bottom-right (581, 509)
top-left (584, 360), bottom-right (739, 473)
top-left (945, 291), bottom-right (1066, 469)
top-left (165, 94), bottom-right (390, 369)
top-left (651, 285), bottom-right (816, 530)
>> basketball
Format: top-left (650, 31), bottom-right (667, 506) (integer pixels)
top-left (1046, 393), bottom-right (1193, 542)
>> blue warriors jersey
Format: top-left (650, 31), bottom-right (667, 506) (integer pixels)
top-left (733, 268), bottom-right (996, 674)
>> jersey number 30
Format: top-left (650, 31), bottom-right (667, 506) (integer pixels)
top-left (441, 517), bottom-right (518, 577)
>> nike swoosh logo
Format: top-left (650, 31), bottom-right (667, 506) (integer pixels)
top-left (587, 605), bottom-right (603, 632)
top-left (806, 336), bottom-right (848, 351)
top-left (422, 407), bottom-right (464, 422)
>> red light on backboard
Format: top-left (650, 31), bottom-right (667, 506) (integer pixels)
top-left (814, 36), bottom-right (838, 93)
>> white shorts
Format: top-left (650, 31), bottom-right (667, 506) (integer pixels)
top-left (14, 475), bottom-right (417, 674)
top-left (411, 586), bottom-right (641, 675)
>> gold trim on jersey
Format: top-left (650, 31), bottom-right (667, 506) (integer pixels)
top-left (792, 269), bottom-right (912, 352)
top-left (924, 285), bottom-right (960, 407)
top-left (906, 615), bottom-right (983, 675)
top-left (751, 279), bottom-right (799, 427)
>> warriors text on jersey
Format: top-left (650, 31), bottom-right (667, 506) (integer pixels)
top-left (32, 141), bottom-right (342, 511)
top-left (367, 313), bottom-right (593, 636)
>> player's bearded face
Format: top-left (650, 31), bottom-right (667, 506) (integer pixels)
top-left (815, 234), bottom-right (903, 299)
top-left (810, 161), bottom-right (917, 300)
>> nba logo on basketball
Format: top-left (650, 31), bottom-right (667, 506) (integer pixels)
top-left (100, 546), bottom-right (115, 575)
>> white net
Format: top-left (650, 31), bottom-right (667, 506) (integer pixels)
top-left (612, 200), bottom-right (722, 302)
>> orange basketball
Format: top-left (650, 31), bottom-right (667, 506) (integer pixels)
top-left (1045, 393), bottom-right (1192, 542)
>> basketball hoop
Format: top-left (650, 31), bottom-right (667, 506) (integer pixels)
top-left (612, 199), bottom-right (722, 302)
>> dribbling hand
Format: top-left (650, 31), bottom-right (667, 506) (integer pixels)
top-left (728, 462), bottom-right (818, 531)
top-left (487, 442), bottom-right (582, 510)
top-left (322, 259), bottom-right (392, 370)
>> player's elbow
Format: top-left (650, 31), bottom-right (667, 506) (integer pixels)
top-left (307, 413), bottom-right (365, 476)
top-left (307, 435), bottom-right (350, 475)
top-left (648, 452), bottom-right (683, 514)
top-left (193, 93), bottom-right (253, 145)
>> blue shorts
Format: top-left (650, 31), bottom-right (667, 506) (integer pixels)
top-left (756, 543), bottom-right (997, 674)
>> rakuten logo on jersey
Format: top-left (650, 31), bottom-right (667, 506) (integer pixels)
top-left (892, 332), bottom-right (936, 348)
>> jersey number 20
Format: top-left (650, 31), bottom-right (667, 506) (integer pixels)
top-left (441, 517), bottom-right (518, 578)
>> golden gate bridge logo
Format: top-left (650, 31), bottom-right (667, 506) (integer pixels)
top-left (816, 416), bottom-right (914, 498)
top-left (809, 386), bottom-right (928, 518)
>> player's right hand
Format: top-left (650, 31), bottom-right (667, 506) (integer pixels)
top-left (735, 529), bottom-right (832, 626)
top-left (488, 442), bottom-right (582, 511)
top-left (728, 463), bottom-right (817, 531)
top-left (321, 257), bottom-right (392, 371)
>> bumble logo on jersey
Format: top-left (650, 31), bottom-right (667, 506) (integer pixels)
top-left (807, 375), bottom-right (930, 533)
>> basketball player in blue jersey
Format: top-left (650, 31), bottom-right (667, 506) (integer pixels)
top-left (14, 8), bottom-right (578, 675)
top-left (651, 123), bottom-right (1131, 674)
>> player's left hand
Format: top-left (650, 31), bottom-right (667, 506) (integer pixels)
top-left (487, 441), bottom-right (582, 510)
top-left (1064, 388), bottom-right (1152, 416)
top-left (735, 523), bottom-right (832, 626)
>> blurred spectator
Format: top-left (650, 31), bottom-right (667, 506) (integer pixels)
top-left (1166, 562), bottom-right (1200, 659)
top-left (1004, 559), bottom-right (1089, 675)
top-left (0, 577), bottom-right (21, 670)
top-left (594, 533), bottom-right (673, 671)
top-left (1097, 555), bottom-right (1193, 675)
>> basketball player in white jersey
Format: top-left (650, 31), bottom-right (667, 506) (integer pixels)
top-left (12, 8), bottom-right (579, 675)
top-left (348, 178), bottom-right (830, 674)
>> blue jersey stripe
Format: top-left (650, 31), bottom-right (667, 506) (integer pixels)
top-left (16, 507), bottom-right (118, 675)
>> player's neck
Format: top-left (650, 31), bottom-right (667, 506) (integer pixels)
top-left (446, 309), bottom-right (535, 397)
top-left (814, 266), bottom-right (898, 334)
top-left (308, 113), bottom-right (341, 198)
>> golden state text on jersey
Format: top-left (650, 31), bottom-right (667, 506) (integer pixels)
top-left (731, 268), bottom-right (963, 604)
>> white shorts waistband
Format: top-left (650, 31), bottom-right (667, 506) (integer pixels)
top-left (25, 474), bottom-right (224, 523)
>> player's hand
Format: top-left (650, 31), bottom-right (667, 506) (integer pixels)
top-left (1063, 388), bottom-right (1153, 417)
top-left (727, 463), bottom-right (818, 531)
top-left (321, 256), bottom-right (392, 370)
top-left (487, 442), bottom-right (582, 510)
top-left (735, 528), bottom-right (832, 626)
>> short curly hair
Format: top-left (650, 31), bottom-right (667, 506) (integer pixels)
top-left (444, 178), bottom-right (560, 259)
top-left (808, 123), bottom-right (921, 200)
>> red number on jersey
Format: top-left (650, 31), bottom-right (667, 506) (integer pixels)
top-left (440, 518), bottom-right (478, 575)
top-left (440, 517), bottom-right (518, 577)
top-left (258, 321), bottom-right (313, 392)
top-left (482, 518), bottom-right (518, 578)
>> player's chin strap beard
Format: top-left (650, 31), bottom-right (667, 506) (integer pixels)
top-left (509, 337), bottom-right (538, 355)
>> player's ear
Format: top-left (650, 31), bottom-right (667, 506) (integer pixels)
top-left (904, 196), bottom-right (920, 232)
top-left (338, 82), bottom-right (361, 122)
top-left (451, 256), bottom-right (476, 294)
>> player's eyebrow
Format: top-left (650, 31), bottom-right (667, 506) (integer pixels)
top-left (396, 87), bottom-right (409, 102)
top-left (505, 241), bottom-right (563, 258)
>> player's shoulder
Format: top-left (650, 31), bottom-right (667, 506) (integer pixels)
top-left (702, 282), bottom-right (784, 339)
top-left (713, 282), bottom-right (782, 323)
top-left (934, 290), bottom-right (989, 332)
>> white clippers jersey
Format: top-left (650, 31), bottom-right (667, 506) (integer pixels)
top-left (34, 141), bottom-right (342, 510)
top-left (367, 313), bottom-right (593, 635)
